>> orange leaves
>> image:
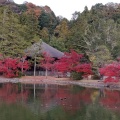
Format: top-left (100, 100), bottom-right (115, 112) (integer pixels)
top-left (26, 2), bottom-right (42, 17)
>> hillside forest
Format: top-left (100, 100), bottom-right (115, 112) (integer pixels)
top-left (0, 0), bottom-right (120, 75)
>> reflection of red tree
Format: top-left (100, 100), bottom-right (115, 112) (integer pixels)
top-left (39, 86), bottom-right (92, 112)
top-left (80, 89), bottom-right (92, 104)
top-left (55, 89), bottom-right (92, 112)
top-left (0, 83), bottom-right (29, 104)
top-left (100, 90), bottom-right (120, 111)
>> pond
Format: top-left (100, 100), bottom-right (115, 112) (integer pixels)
top-left (0, 82), bottom-right (120, 120)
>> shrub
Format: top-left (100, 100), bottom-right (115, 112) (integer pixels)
top-left (71, 72), bottom-right (83, 80)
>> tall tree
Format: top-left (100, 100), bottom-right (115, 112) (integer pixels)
top-left (0, 6), bottom-right (40, 57)
top-left (38, 11), bottom-right (58, 41)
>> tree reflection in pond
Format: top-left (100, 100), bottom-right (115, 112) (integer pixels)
top-left (0, 83), bottom-right (120, 120)
top-left (100, 90), bottom-right (120, 111)
top-left (0, 83), bottom-right (29, 104)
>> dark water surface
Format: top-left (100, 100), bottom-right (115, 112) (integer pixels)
top-left (0, 82), bottom-right (120, 120)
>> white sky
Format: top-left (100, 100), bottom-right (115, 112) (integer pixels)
top-left (14, 0), bottom-right (120, 20)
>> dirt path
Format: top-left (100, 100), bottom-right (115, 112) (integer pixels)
top-left (19, 76), bottom-right (120, 90)
top-left (0, 76), bottom-right (120, 90)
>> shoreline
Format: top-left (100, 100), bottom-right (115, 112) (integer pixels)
top-left (0, 76), bottom-right (120, 90)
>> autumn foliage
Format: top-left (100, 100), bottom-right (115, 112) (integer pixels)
top-left (26, 3), bottom-right (41, 17)
top-left (39, 51), bottom-right (92, 79)
top-left (40, 52), bottom-right (54, 71)
top-left (54, 50), bottom-right (92, 77)
top-left (99, 62), bottom-right (120, 83)
top-left (0, 55), bottom-right (29, 78)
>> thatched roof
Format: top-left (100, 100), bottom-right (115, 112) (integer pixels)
top-left (25, 41), bottom-right (64, 58)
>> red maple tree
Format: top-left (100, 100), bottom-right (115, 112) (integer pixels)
top-left (54, 50), bottom-right (92, 77)
top-left (40, 52), bottom-right (54, 78)
top-left (99, 62), bottom-right (120, 83)
top-left (0, 55), bottom-right (30, 78)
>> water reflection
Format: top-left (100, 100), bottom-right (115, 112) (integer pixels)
top-left (0, 82), bottom-right (120, 120)
top-left (0, 83), bottom-right (29, 104)
top-left (100, 90), bottom-right (120, 111)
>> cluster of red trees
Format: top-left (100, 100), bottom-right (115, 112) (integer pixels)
top-left (2, 49), bottom-right (120, 83)
top-left (40, 50), bottom-right (120, 82)
top-left (99, 62), bottom-right (120, 83)
top-left (0, 50), bottom-right (92, 78)
top-left (0, 55), bottom-right (29, 78)
top-left (40, 50), bottom-right (92, 78)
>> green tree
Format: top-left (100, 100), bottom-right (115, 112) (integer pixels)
top-left (0, 6), bottom-right (40, 57)
top-left (38, 11), bottom-right (58, 41)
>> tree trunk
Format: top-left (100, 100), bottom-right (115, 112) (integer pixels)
top-left (21, 57), bottom-right (25, 74)
top-left (34, 56), bottom-right (36, 76)
top-left (45, 67), bottom-right (48, 79)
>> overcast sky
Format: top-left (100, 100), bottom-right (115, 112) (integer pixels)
top-left (14, 0), bottom-right (120, 20)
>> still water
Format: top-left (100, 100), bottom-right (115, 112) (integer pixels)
top-left (0, 82), bottom-right (120, 120)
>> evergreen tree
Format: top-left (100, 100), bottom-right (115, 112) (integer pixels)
top-left (0, 6), bottom-right (40, 57)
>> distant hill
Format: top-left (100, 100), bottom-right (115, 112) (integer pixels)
top-left (0, 0), bottom-right (59, 57)
top-left (0, 0), bottom-right (54, 16)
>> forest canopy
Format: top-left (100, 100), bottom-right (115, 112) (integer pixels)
top-left (0, 1), bottom-right (120, 69)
